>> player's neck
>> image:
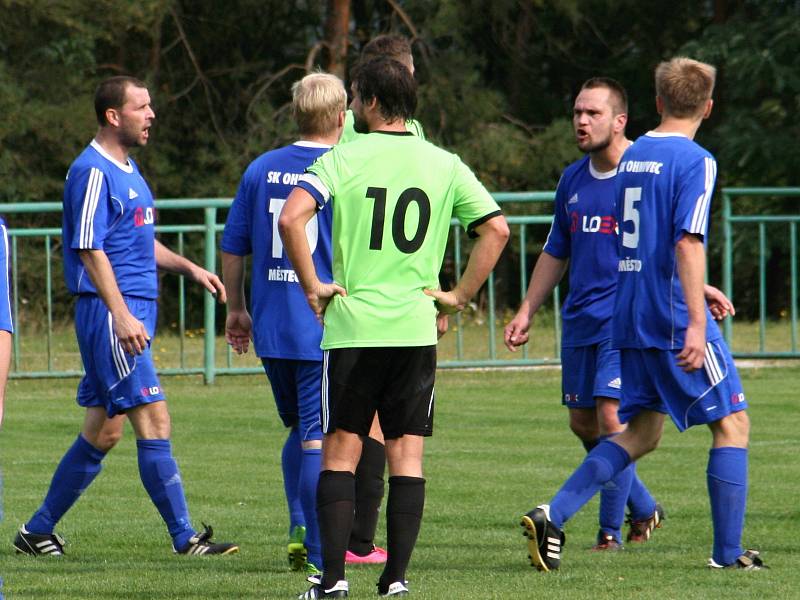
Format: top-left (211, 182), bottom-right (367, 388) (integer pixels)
top-left (300, 132), bottom-right (339, 146)
top-left (654, 116), bottom-right (702, 140)
top-left (94, 129), bottom-right (130, 164)
top-left (370, 116), bottom-right (408, 134)
top-left (590, 136), bottom-right (630, 172)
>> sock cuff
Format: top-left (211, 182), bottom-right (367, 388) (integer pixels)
top-left (302, 447), bottom-right (322, 455)
top-left (317, 470), bottom-right (355, 507)
top-left (594, 440), bottom-right (632, 475)
top-left (597, 432), bottom-right (620, 442)
top-left (136, 438), bottom-right (171, 452)
top-left (388, 475), bottom-right (425, 487)
top-left (707, 446), bottom-right (748, 485)
top-left (387, 476), bottom-right (425, 515)
top-left (77, 434), bottom-right (108, 462)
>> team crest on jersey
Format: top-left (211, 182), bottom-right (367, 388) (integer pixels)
top-left (129, 188), bottom-right (139, 199)
top-left (134, 206), bottom-right (155, 227)
top-left (731, 392), bottom-right (745, 404)
top-left (607, 377), bottom-right (621, 389)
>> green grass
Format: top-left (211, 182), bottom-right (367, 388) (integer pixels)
top-left (1, 367), bottom-right (796, 599)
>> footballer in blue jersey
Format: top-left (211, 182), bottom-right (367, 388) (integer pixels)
top-left (0, 217), bottom-right (13, 429)
top-left (519, 58), bottom-right (764, 574)
top-left (507, 78), bottom-right (660, 550)
top-left (15, 76), bottom-right (237, 558)
top-left (222, 73), bottom-right (346, 576)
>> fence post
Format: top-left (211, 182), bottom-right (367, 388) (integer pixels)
top-left (203, 207), bottom-right (217, 384)
top-left (722, 191), bottom-right (733, 344)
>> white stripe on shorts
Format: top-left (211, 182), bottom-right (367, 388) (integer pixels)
top-left (107, 312), bottom-right (131, 380)
top-left (321, 350), bottom-right (330, 433)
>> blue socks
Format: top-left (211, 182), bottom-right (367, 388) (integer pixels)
top-left (300, 447), bottom-right (323, 567)
top-left (550, 440), bottom-right (631, 529)
top-left (27, 434), bottom-right (106, 534)
top-left (626, 464), bottom-right (657, 520)
top-left (707, 447), bottom-right (747, 565)
top-left (136, 439), bottom-right (195, 551)
top-left (596, 435), bottom-right (634, 541)
top-left (282, 428), bottom-right (305, 532)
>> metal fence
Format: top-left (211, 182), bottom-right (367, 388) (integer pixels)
top-left (4, 188), bottom-right (799, 382)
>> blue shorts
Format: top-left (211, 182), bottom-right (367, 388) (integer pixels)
top-left (561, 340), bottom-right (621, 409)
top-left (261, 358), bottom-right (323, 442)
top-left (618, 341), bottom-right (748, 432)
top-left (75, 295), bottom-right (165, 418)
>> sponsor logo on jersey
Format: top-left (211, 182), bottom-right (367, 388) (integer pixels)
top-left (564, 393), bottom-right (579, 403)
top-left (141, 385), bottom-right (161, 397)
top-left (570, 211), bottom-right (616, 234)
top-left (134, 206), bottom-right (155, 227)
top-left (731, 392), bottom-right (745, 404)
top-left (268, 266), bottom-right (299, 282)
top-left (129, 188), bottom-right (139, 199)
top-left (607, 377), bottom-right (621, 389)
top-left (618, 257), bottom-right (643, 272)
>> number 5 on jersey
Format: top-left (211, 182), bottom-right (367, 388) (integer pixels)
top-left (622, 187), bottom-right (641, 249)
top-left (269, 197), bottom-right (319, 259)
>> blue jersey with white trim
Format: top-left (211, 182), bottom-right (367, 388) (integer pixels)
top-left (221, 142), bottom-right (332, 360)
top-left (612, 132), bottom-right (721, 349)
top-left (543, 155), bottom-right (619, 347)
top-left (0, 217), bottom-right (14, 333)
top-left (62, 141), bottom-right (157, 299)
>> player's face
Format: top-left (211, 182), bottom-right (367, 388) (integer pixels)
top-left (117, 85), bottom-right (155, 148)
top-left (350, 88), bottom-right (370, 134)
top-left (573, 87), bottom-right (616, 153)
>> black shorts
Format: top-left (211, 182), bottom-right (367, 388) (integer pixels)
top-left (321, 346), bottom-right (436, 439)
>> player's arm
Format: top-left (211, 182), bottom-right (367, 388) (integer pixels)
top-left (279, 187), bottom-right (346, 323)
top-left (676, 233), bottom-right (707, 371)
top-left (221, 251), bottom-right (252, 354)
top-left (504, 252), bottom-right (568, 351)
top-left (0, 329), bottom-right (10, 428)
top-left (704, 283), bottom-right (735, 321)
top-left (425, 215), bottom-right (509, 313)
top-left (154, 239), bottom-right (226, 303)
top-left (79, 249), bottom-right (149, 355)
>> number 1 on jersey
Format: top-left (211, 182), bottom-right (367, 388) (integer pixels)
top-left (269, 197), bottom-right (319, 259)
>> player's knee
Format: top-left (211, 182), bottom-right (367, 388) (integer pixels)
top-left (712, 410), bottom-right (750, 447)
top-left (96, 428), bottom-right (123, 452)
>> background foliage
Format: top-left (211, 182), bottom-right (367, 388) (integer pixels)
top-left (1, 0), bottom-right (798, 318)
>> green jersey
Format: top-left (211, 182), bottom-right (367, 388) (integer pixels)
top-left (299, 131), bottom-right (501, 348)
top-left (339, 110), bottom-right (425, 144)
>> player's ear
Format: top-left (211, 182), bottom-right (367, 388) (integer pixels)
top-left (105, 108), bottom-right (121, 128)
top-left (614, 112), bottom-right (628, 133)
top-left (702, 98), bottom-right (714, 120)
top-left (337, 110), bottom-right (345, 127)
top-left (655, 96), bottom-right (664, 115)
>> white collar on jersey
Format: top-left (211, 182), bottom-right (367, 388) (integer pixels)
top-left (588, 160), bottom-right (617, 180)
top-left (90, 139), bottom-right (134, 173)
top-left (645, 131), bottom-right (688, 138)
top-left (294, 140), bottom-right (333, 149)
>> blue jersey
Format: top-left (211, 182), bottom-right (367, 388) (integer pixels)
top-left (63, 141), bottom-right (157, 299)
top-left (221, 142), bottom-right (333, 360)
top-left (0, 217), bottom-right (13, 333)
top-left (543, 155), bottom-right (619, 347)
top-left (612, 132), bottom-right (720, 350)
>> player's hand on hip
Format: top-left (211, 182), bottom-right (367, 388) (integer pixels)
top-left (423, 288), bottom-right (465, 315)
top-left (112, 309), bottom-right (150, 356)
top-left (677, 325), bottom-right (706, 372)
top-left (225, 309), bottom-right (253, 354)
top-left (307, 281), bottom-right (347, 324)
top-left (503, 312), bottom-right (531, 352)
top-left (191, 265), bottom-right (227, 303)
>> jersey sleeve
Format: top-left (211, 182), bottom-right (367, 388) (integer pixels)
top-left (450, 158), bottom-right (502, 238)
top-left (66, 166), bottom-right (113, 251)
top-left (221, 169), bottom-right (254, 256)
top-left (673, 154), bottom-right (717, 243)
top-left (0, 222), bottom-right (13, 333)
top-left (297, 151), bottom-right (337, 210)
top-left (542, 174), bottom-right (571, 259)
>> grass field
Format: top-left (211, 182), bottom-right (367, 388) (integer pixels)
top-left (0, 367), bottom-right (796, 599)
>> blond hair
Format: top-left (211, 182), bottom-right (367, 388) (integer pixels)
top-left (291, 73), bottom-right (346, 137)
top-left (655, 57), bottom-right (716, 118)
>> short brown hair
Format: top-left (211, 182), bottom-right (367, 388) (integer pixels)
top-left (655, 57), bottom-right (716, 118)
top-left (291, 72), bottom-right (346, 137)
top-left (581, 77), bottom-right (628, 115)
top-left (94, 76), bottom-right (147, 126)
top-left (361, 34), bottom-right (412, 63)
